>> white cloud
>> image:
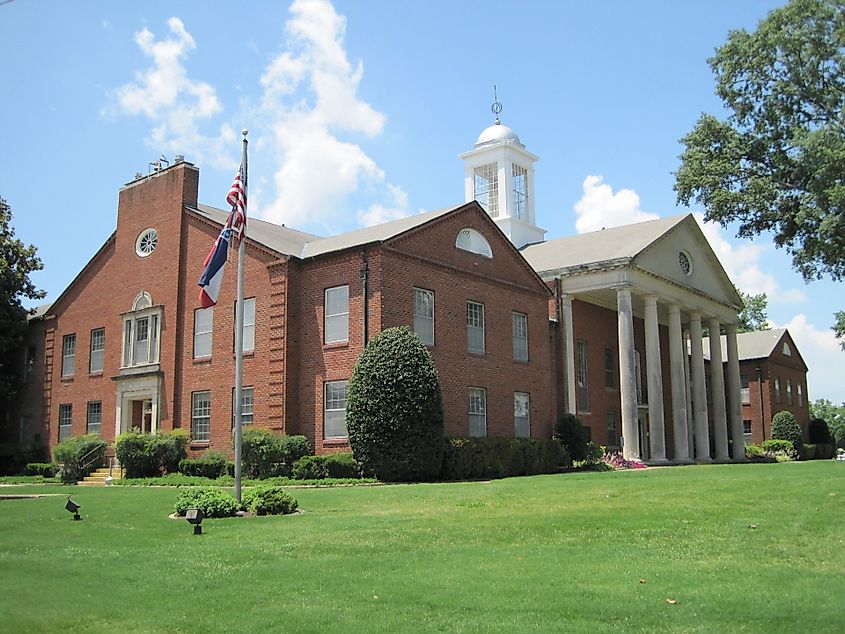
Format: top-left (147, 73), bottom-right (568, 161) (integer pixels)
top-left (107, 17), bottom-right (236, 170)
top-left (573, 175), bottom-right (659, 233)
top-left (256, 0), bottom-right (403, 231)
top-left (693, 214), bottom-right (807, 304)
top-left (770, 313), bottom-right (843, 402)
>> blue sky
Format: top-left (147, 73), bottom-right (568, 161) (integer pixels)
top-left (1, 0), bottom-right (842, 403)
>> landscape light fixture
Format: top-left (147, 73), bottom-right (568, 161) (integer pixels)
top-left (185, 508), bottom-right (204, 535)
top-left (65, 497), bottom-right (81, 521)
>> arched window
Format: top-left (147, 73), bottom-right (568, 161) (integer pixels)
top-left (456, 228), bottom-right (492, 258)
top-left (122, 291), bottom-right (161, 368)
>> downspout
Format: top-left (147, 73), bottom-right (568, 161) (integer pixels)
top-left (554, 276), bottom-right (564, 420)
top-left (360, 249), bottom-right (369, 345)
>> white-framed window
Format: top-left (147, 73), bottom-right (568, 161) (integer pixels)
top-left (61, 334), bottom-right (76, 377)
top-left (232, 386), bottom-right (254, 425)
top-left (121, 292), bottom-right (161, 368)
top-left (576, 339), bottom-right (589, 412)
top-left (89, 328), bottom-right (105, 373)
top-left (467, 301), bottom-right (485, 354)
top-left (786, 379), bottom-right (793, 405)
top-left (455, 228), bottom-right (493, 258)
top-left (194, 307), bottom-right (213, 359)
top-left (512, 312), bottom-right (528, 362)
top-left (468, 387), bottom-right (487, 437)
top-left (512, 163), bottom-right (528, 219)
top-left (782, 342), bottom-right (792, 356)
top-left (743, 419), bottom-right (753, 435)
top-left (235, 297), bottom-right (256, 353)
top-left (87, 401), bottom-right (102, 435)
top-left (324, 380), bottom-right (349, 439)
top-left (325, 286), bottom-right (349, 344)
top-left (607, 412), bottom-right (618, 447)
top-left (774, 376), bottom-right (781, 403)
top-left (740, 374), bottom-right (750, 404)
top-left (58, 404), bottom-right (72, 441)
top-left (604, 346), bottom-right (616, 389)
top-left (191, 391), bottom-right (211, 442)
top-left (797, 382), bottom-right (804, 407)
top-left (413, 288), bottom-right (434, 346)
top-left (473, 163), bottom-right (499, 217)
top-left (514, 392), bottom-right (530, 438)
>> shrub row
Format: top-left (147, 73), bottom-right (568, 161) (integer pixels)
top-left (240, 429), bottom-right (311, 478)
top-left (25, 462), bottom-right (59, 477)
top-left (53, 434), bottom-right (108, 482)
top-left (440, 437), bottom-right (568, 481)
top-left (292, 452), bottom-right (361, 480)
top-left (0, 442), bottom-right (47, 476)
top-left (114, 430), bottom-right (189, 478)
top-left (178, 451), bottom-right (229, 479)
top-left (174, 486), bottom-right (298, 518)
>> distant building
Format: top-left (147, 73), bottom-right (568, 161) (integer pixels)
top-left (8, 111), bottom-right (808, 465)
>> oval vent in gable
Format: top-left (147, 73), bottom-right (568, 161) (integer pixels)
top-left (456, 228), bottom-right (492, 258)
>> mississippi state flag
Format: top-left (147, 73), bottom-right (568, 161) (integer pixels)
top-left (197, 215), bottom-right (234, 308)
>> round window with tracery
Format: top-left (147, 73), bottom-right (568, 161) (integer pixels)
top-left (678, 250), bottom-right (692, 276)
top-left (135, 228), bottom-right (158, 257)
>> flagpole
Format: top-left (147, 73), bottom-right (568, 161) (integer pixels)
top-left (234, 129), bottom-right (248, 503)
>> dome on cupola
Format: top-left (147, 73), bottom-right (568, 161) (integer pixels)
top-left (475, 122), bottom-right (523, 148)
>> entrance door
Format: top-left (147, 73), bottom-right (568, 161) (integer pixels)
top-left (638, 411), bottom-right (650, 461)
top-left (130, 399), bottom-right (154, 433)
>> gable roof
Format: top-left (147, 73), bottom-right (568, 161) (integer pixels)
top-left (702, 328), bottom-right (806, 368)
top-left (520, 215), bottom-right (688, 273)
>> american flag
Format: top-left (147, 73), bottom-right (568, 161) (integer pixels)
top-left (227, 163), bottom-right (247, 238)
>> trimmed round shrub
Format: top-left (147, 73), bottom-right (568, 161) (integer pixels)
top-left (808, 418), bottom-right (833, 444)
top-left (770, 411), bottom-right (803, 453)
top-left (324, 452), bottom-right (361, 478)
top-left (242, 485), bottom-right (298, 516)
top-left (240, 429), bottom-right (311, 478)
top-left (174, 487), bottom-right (240, 518)
top-left (346, 326), bottom-right (445, 482)
top-left (179, 450), bottom-right (228, 479)
top-left (292, 455), bottom-right (328, 480)
top-left (553, 413), bottom-right (588, 462)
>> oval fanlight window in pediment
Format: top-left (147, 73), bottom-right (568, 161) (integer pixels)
top-left (456, 228), bottom-right (492, 259)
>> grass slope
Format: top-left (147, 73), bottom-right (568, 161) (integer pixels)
top-left (1, 462), bottom-right (843, 633)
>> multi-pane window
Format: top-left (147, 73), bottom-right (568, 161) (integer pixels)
top-left (797, 382), bottom-right (804, 407)
top-left (238, 297), bottom-right (256, 353)
top-left (324, 381), bottom-right (349, 439)
top-left (786, 379), bottom-right (793, 405)
top-left (607, 412), bottom-right (618, 447)
top-left (413, 288), bottom-right (434, 346)
top-left (473, 163), bottom-right (499, 217)
top-left (512, 312), bottom-right (528, 361)
top-left (89, 328), bottom-right (105, 373)
top-left (194, 308), bottom-right (213, 358)
top-left (191, 391), bottom-right (211, 442)
top-left (740, 374), bottom-right (750, 404)
top-left (325, 286), bottom-right (349, 344)
top-left (576, 339), bottom-right (589, 412)
top-left (87, 401), bottom-right (102, 435)
top-left (774, 376), bottom-right (781, 403)
top-left (604, 346), bottom-right (615, 389)
top-left (743, 419), bottom-right (753, 435)
top-left (61, 334), bottom-right (76, 377)
top-left (455, 228), bottom-right (493, 258)
top-left (514, 392), bottom-right (530, 438)
top-left (59, 404), bottom-right (72, 441)
top-left (232, 386), bottom-right (254, 425)
top-left (468, 388), bottom-right (487, 437)
top-left (467, 301), bottom-right (485, 354)
top-left (512, 163), bottom-right (528, 219)
top-left (122, 293), bottom-right (161, 367)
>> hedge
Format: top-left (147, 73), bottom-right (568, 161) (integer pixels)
top-left (115, 430), bottom-right (189, 478)
top-left (179, 451), bottom-right (228, 478)
top-left (173, 487), bottom-right (240, 518)
top-left (440, 437), bottom-right (567, 481)
top-left (25, 462), bottom-right (59, 477)
top-left (240, 429), bottom-right (311, 478)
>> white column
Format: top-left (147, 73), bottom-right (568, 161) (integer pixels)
top-left (708, 317), bottom-right (730, 461)
top-left (668, 305), bottom-right (691, 463)
top-left (616, 285), bottom-right (640, 461)
top-left (683, 329), bottom-right (694, 454)
top-left (562, 294), bottom-right (577, 416)
top-left (644, 295), bottom-right (668, 464)
top-left (725, 323), bottom-right (746, 461)
top-left (689, 313), bottom-right (711, 463)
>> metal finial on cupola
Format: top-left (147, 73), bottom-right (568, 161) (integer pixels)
top-left (491, 84), bottom-right (502, 125)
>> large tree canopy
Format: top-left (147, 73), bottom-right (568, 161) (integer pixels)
top-left (675, 0), bottom-right (845, 283)
top-left (0, 197), bottom-right (44, 405)
top-left (736, 287), bottom-right (769, 333)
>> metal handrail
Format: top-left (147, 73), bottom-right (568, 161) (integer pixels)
top-left (79, 445), bottom-right (104, 475)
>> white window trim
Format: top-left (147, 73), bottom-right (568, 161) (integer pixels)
top-left (193, 307), bottom-right (213, 359)
top-left (90, 328), bottom-right (105, 374)
top-left (61, 334), bottom-right (76, 378)
top-left (514, 392), bottom-right (530, 438)
top-left (467, 301), bottom-right (485, 354)
top-left (324, 380), bottom-right (349, 439)
top-left (468, 387), bottom-right (487, 437)
top-left (191, 391), bottom-right (211, 442)
top-left (232, 386), bottom-right (254, 426)
top-left (87, 401), bottom-right (102, 435)
top-left (324, 286), bottom-right (350, 345)
top-left (121, 301), bottom-right (162, 369)
top-left (58, 404), bottom-right (72, 441)
top-left (413, 288), bottom-right (435, 346)
top-left (512, 312), bottom-right (528, 362)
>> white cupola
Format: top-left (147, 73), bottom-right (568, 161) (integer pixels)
top-left (458, 96), bottom-right (546, 249)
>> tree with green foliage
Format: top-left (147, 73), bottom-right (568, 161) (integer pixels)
top-left (0, 197), bottom-right (45, 409)
top-left (810, 397), bottom-right (845, 448)
top-left (674, 0), bottom-right (845, 335)
top-left (346, 326), bottom-right (444, 481)
top-left (553, 413), bottom-right (589, 462)
top-left (833, 311), bottom-right (845, 351)
top-left (736, 288), bottom-right (769, 333)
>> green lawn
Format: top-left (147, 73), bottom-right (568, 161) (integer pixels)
top-left (1, 461), bottom-right (843, 633)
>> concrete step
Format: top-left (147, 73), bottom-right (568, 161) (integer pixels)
top-left (78, 466), bottom-right (121, 486)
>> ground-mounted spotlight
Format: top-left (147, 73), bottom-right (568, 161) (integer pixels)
top-left (185, 508), bottom-right (204, 535)
top-left (65, 497), bottom-right (81, 521)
